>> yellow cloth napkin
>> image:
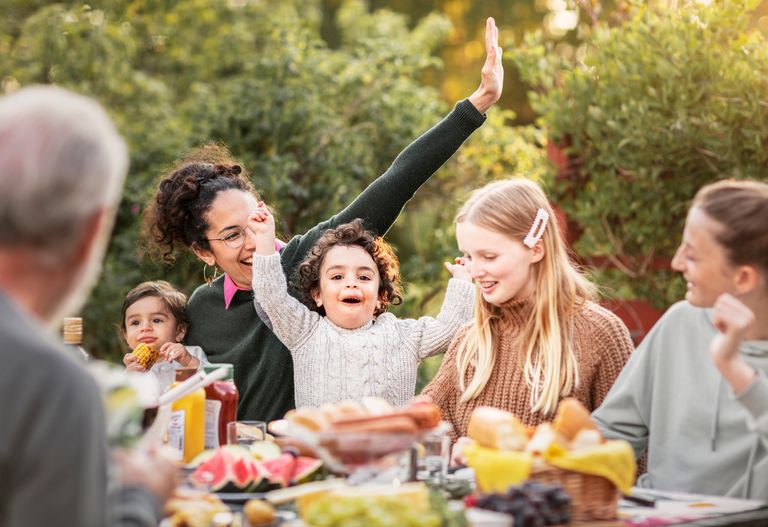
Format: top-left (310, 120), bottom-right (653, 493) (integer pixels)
top-left (541, 440), bottom-right (636, 495)
top-left (464, 442), bottom-right (533, 492)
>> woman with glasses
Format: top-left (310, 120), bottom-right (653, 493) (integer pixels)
top-left (143, 19), bottom-right (503, 422)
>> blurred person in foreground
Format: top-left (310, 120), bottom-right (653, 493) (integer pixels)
top-left (0, 85), bottom-right (176, 527)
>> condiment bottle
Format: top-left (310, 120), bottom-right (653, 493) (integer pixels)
top-left (203, 363), bottom-right (238, 449)
top-left (168, 368), bottom-right (205, 463)
top-left (62, 317), bottom-right (89, 361)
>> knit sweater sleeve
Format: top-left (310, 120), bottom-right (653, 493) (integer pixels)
top-left (586, 305), bottom-right (635, 409)
top-left (251, 252), bottom-right (320, 353)
top-left (396, 279), bottom-right (475, 360)
top-left (279, 100), bottom-right (486, 273)
top-left (421, 325), bottom-right (469, 442)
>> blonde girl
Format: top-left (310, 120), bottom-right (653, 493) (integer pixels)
top-left (422, 178), bottom-right (634, 443)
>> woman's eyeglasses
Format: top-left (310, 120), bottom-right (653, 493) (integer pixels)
top-left (207, 228), bottom-right (246, 249)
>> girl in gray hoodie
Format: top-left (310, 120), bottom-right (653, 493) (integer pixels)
top-left (593, 179), bottom-right (768, 500)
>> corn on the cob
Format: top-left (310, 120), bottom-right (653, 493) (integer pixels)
top-left (131, 343), bottom-right (159, 369)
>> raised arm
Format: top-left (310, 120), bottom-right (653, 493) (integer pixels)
top-left (249, 207), bottom-right (319, 350)
top-left (283, 17), bottom-right (504, 264)
top-left (399, 261), bottom-right (474, 360)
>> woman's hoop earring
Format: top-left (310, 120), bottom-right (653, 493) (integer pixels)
top-left (203, 264), bottom-right (219, 286)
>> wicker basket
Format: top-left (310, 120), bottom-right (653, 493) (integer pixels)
top-left (530, 462), bottom-right (619, 521)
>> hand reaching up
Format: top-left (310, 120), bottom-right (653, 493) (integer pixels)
top-left (710, 293), bottom-right (758, 394)
top-left (247, 201), bottom-right (277, 256)
top-left (444, 256), bottom-right (471, 282)
top-left (468, 17), bottom-right (504, 114)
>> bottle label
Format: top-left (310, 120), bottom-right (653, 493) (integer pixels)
top-left (168, 409), bottom-right (185, 461)
top-left (205, 400), bottom-right (222, 449)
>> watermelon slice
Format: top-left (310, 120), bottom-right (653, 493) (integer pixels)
top-left (261, 452), bottom-right (297, 487)
top-left (261, 452), bottom-right (324, 487)
top-left (291, 456), bottom-right (324, 484)
top-left (190, 446), bottom-right (264, 493)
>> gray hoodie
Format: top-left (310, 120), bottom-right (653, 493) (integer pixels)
top-left (592, 301), bottom-right (768, 499)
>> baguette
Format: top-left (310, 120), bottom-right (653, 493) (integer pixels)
top-left (467, 406), bottom-right (528, 451)
top-left (551, 398), bottom-right (597, 441)
top-left (330, 414), bottom-right (419, 434)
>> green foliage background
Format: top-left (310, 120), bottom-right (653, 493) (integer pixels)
top-left (510, 0), bottom-right (768, 308)
top-left (0, 0), bottom-right (545, 384)
top-left (3, 0), bottom-right (768, 391)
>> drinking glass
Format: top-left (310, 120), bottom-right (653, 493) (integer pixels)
top-left (226, 420), bottom-right (267, 446)
top-left (419, 430), bottom-right (450, 484)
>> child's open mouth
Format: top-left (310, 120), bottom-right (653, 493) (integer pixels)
top-left (342, 297), bottom-right (362, 304)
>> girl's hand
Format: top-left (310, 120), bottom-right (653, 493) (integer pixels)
top-left (159, 342), bottom-right (199, 368)
top-left (123, 352), bottom-right (147, 373)
top-left (468, 17), bottom-right (503, 114)
top-left (444, 256), bottom-right (471, 281)
top-left (710, 293), bottom-right (757, 393)
top-left (247, 201), bottom-right (277, 256)
top-left (450, 436), bottom-right (473, 466)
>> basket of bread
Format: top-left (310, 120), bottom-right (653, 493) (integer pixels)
top-left (272, 397), bottom-right (441, 473)
top-left (464, 398), bottom-right (636, 521)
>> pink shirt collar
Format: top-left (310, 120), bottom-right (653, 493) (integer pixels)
top-left (223, 240), bottom-right (286, 310)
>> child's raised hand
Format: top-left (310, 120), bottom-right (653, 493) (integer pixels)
top-left (123, 352), bottom-right (147, 373)
top-left (247, 201), bottom-right (277, 256)
top-left (159, 342), bottom-right (199, 369)
top-left (444, 256), bottom-right (471, 281)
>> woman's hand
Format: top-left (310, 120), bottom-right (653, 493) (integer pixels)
top-left (468, 17), bottom-right (503, 114)
top-left (160, 342), bottom-right (199, 368)
top-left (123, 352), bottom-right (147, 373)
top-left (247, 201), bottom-right (277, 256)
top-left (445, 256), bottom-right (471, 282)
top-left (710, 293), bottom-right (757, 394)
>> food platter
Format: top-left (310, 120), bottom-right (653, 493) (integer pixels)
top-left (213, 492), bottom-right (267, 504)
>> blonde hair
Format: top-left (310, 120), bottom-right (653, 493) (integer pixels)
top-left (455, 179), bottom-right (596, 415)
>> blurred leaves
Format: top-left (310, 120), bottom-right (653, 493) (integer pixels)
top-left (1, 0), bottom-right (541, 361)
top-left (510, 0), bottom-right (768, 307)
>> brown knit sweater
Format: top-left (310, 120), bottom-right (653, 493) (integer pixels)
top-left (421, 298), bottom-right (634, 442)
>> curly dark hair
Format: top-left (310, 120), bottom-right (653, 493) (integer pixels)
top-left (297, 219), bottom-right (402, 317)
top-left (143, 144), bottom-right (257, 263)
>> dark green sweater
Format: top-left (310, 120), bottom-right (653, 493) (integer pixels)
top-left (185, 99), bottom-right (486, 421)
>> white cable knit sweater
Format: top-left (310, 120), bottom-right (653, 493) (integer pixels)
top-left (251, 253), bottom-right (475, 408)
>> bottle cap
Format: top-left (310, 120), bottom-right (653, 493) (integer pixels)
top-left (62, 317), bottom-right (83, 345)
top-left (203, 363), bottom-right (234, 381)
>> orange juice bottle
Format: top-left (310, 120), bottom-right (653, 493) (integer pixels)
top-left (168, 368), bottom-right (205, 463)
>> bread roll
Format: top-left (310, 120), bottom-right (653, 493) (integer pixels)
top-left (551, 398), bottom-right (597, 440)
top-left (335, 400), bottom-right (367, 419)
top-left (569, 428), bottom-right (603, 450)
top-left (359, 396), bottom-right (393, 416)
top-left (467, 406), bottom-right (528, 451)
top-left (244, 499), bottom-right (276, 526)
top-left (289, 407), bottom-right (329, 432)
top-left (524, 423), bottom-right (567, 455)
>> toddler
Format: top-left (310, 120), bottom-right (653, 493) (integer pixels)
top-left (121, 280), bottom-right (208, 391)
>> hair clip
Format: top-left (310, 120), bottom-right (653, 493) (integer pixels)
top-left (523, 208), bottom-right (549, 248)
